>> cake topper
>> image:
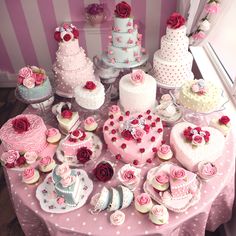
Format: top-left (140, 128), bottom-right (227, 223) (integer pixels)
top-left (54, 23), bottom-right (79, 42)
top-left (114, 1), bottom-right (131, 18)
top-left (167, 12), bottom-right (185, 29)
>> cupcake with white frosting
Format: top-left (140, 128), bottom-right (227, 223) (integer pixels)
top-left (157, 144), bottom-right (173, 160)
top-left (46, 128), bottom-right (61, 143)
top-left (84, 116), bottom-right (98, 132)
top-left (149, 204), bottom-right (169, 225)
top-left (134, 193), bottom-right (153, 213)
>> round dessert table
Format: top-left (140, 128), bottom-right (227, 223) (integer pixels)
top-left (1, 107), bottom-right (236, 236)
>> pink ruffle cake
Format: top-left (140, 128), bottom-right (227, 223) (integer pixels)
top-left (0, 114), bottom-right (48, 154)
top-left (103, 111), bottom-right (163, 166)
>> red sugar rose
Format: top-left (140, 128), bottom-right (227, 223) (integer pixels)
top-left (114, 1), bottom-right (131, 18)
top-left (12, 117), bottom-right (30, 134)
top-left (54, 31), bottom-right (61, 42)
top-left (84, 81), bottom-right (96, 90)
top-left (16, 155), bottom-right (26, 166)
top-left (93, 161), bottom-right (114, 182)
top-left (72, 28), bottom-right (79, 39)
top-left (121, 130), bottom-right (133, 141)
top-left (61, 110), bottom-right (73, 119)
top-left (167, 12), bottom-right (186, 29)
top-left (219, 116), bottom-right (230, 125)
top-left (77, 147), bottom-right (92, 164)
top-left (63, 34), bottom-right (71, 42)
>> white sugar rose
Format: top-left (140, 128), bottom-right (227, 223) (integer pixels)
top-left (110, 210), bottom-right (125, 226)
top-left (23, 77), bottom-right (36, 88)
top-left (199, 19), bottom-right (211, 32)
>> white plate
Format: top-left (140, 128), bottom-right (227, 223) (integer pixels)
top-left (56, 133), bottom-right (102, 167)
top-left (36, 169), bottom-right (93, 213)
top-left (143, 162), bottom-right (202, 213)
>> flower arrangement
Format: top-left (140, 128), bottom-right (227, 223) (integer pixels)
top-left (189, 0), bottom-right (220, 44)
top-left (130, 70), bottom-right (145, 85)
top-left (85, 3), bottom-right (106, 25)
top-left (17, 66), bottom-right (46, 88)
top-left (69, 129), bottom-right (86, 142)
top-left (167, 12), bottom-right (186, 29)
top-left (114, 1), bottom-right (131, 18)
top-left (54, 23), bottom-right (79, 42)
top-left (12, 117), bottom-right (30, 133)
top-left (191, 79), bottom-right (208, 95)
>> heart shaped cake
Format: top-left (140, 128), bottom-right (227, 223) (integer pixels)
top-left (103, 110), bottom-right (163, 166)
top-left (170, 122), bottom-right (225, 172)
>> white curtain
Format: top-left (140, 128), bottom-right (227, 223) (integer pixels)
top-left (177, 0), bottom-right (233, 45)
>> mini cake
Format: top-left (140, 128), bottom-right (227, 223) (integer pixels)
top-left (74, 81), bottom-right (105, 110)
top-left (170, 122), bottom-right (225, 171)
top-left (53, 23), bottom-right (96, 98)
top-left (109, 105), bottom-right (121, 119)
top-left (17, 66), bottom-right (52, 101)
top-left (22, 167), bottom-right (40, 184)
top-left (210, 115), bottom-right (231, 137)
top-left (84, 116), bottom-right (98, 132)
top-left (178, 79), bottom-right (221, 113)
top-left (103, 111), bottom-right (163, 166)
top-left (198, 161), bottom-right (217, 180)
top-left (119, 70), bottom-right (157, 113)
top-left (46, 128), bottom-right (61, 143)
top-left (38, 156), bottom-right (56, 173)
top-left (105, 1), bottom-right (147, 64)
top-left (52, 163), bottom-right (82, 206)
top-left (0, 114), bottom-right (48, 154)
top-left (60, 129), bottom-right (92, 157)
top-left (149, 205), bottom-right (169, 225)
top-left (157, 144), bottom-right (173, 160)
top-left (134, 193), bottom-right (153, 213)
top-left (152, 172), bottom-right (169, 191)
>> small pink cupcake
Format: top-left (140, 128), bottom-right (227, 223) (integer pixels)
top-left (157, 144), bottom-right (173, 161)
top-left (46, 128), bottom-right (61, 143)
top-left (22, 167), bottom-right (40, 184)
top-left (134, 193), bottom-right (153, 213)
top-left (84, 116), bottom-right (98, 132)
top-left (108, 105), bottom-right (121, 119)
top-left (152, 172), bottom-right (169, 191)
top-left (149, 204), bottom-right (169, 225)
top-left (39, 156), bottom-right (56, 173)
top-left (198, 161), bottom-right (217, 180)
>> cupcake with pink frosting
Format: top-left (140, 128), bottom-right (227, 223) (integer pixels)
top-left (152, 171), bottom-right (169, 191)
top-left (38, 156), bottom-right (56, 173)
top-left (198, 161), bottom-right (217, 180)
top-left (22, 166), bottom-right (40, 184)
top-left (84, 116), bottom-right (98, 132)
top-left (135, 193), bottom-right (153, 213)
top-left (46, 128), bottom-right (61, 143)
top-left (157, 144), bottom-right (173, 161)
top-left (108, 105), bottom-right (121, 119)
top-left (149, 204), bottom-right (169, 225)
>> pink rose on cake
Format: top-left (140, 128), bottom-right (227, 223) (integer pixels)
top-left (61, 109), bottom-right (73, 119)
top-left (121, 129), bottom-right (134, 141)
top-left (192, 134), bottom-right (205, 146)
top-left (23, 167), bottom-right (35, 180)
top-left (170, 167), bottom-right (186, 180)
top-left (12, 117), bottom-right (30, 133)
top-left (136, 193), bottom-right (152, 205)
top-left (167, 12), bottom-right (185, 29)
top-left (219, 116), bottom-right (230, 125)
top-left (84, 81), bottom-right (96, 90)
top-left (110, 210), bottom-right (126, 226)
top-left (1, 150), bottom-right (19, 168)
top-left (23, 77), bottom-right (36, 89)
top-left (69, 129), bottom-right (86, 142)
top-left (205, 2), bottom-right (220, 14)
top-left (39, 156), bottom-right (53, 167)
top-left (18, 67), bottom-right (33, 79)
top-left (155, 172), bottom-right (169, 184)
top-left (131, 70), bottom-right (145, 85)
top-left (133, 127), bottom-right (145, 140)
top-left (46, 128), bottom-right (58, 137)
top-left (32, 73), bottom-right (45, 85)
top-left (57, 197), bottom-right (65, 205)
top-left (60, 175), bottom-right (76, 188)
top-left (56, 163), bottom-right (71, 179)
top-left (159, 145), bottom-right (170, 155)
top-left (24, 151), bottom-right (38, 164)
top-left (114, 1), bottom-right (131, 18)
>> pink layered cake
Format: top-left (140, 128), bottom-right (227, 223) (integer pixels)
top-left (60, 129), bottom-right (92, 157)
top-left (53, 23), bottom-right (96, 98)
top-left (0, 114), bottom-right (47, 154)
top-left (103, 110), bottom-right (163, 166)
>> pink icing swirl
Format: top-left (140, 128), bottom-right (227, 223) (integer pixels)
top-left (110, 210), bottom-right (125, 226)
top-left (60, 175), bottom-right (76, 188)
top-left (109, 105), bottom-right (120, 114)
top-left (56, 163), bottom-right (71, 179)
top-left (159, 145), bottom-right (171, 155)
top-left (23, 167), bottom-right (35, 180)
top-left (170, 167), bottom-right (186, 180)
top-left (84, 116), bottom-right (96, 125)
top-left (46, 128), bottom-right (59, 137)
top-left (200, 163), bottom-right (217, 177)
top-left (19, 67), bottom-right (33, 78)
top-left (131, 70), bottom-right (145, 85)
top-left (136, 193), bottom-right (151, 205)
top-left (155, 172), bottom-right (169, 184)
top-left (39, 156), bottom-right (53, 167)
top-left (23, 77), bottom-right (36, 88)
top-left (24, 151), bottom-right (38, 164)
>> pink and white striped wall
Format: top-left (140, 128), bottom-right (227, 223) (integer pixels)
top-left (0, 0), bottom-right (177, 77)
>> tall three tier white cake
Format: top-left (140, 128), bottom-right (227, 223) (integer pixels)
top-left (53, 23), bottom-right (96, 98)
top-left (153, 13), bottom-right (193, 87)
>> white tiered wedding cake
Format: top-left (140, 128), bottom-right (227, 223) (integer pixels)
top-left (53, 23), bottom-right (96, 98)
top-left (153, 13), bottom-right (193, 87)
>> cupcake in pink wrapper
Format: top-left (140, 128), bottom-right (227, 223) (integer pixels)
top-left (198, 161), bottom-right (217, 180)
top-left (152, 171), bottom-right (169, 191)
top-left (108, 105), bottom-right (121, 119)
top-left (84, 116), bottom-right (98, 132)
top-left (117, 164), bottom-right (141, 191)
top-left (46, 128), bottom-right (61, 143)
top-left (157, 144), bottom-right (173, 161)
top-left (149, 204), bottom-right (169, 225)
top-left (24, 151), bottom-right (38, 165)
top-left (134, 193), bottom-right (153, 213)
top-left (55, 163), bottom-right (71, 179)
top-left (110, 210), bottom-right (126, 226)
top-left (22, 167), bottom-right (40, 184)
top-left (39, 156), bottom-right (56, 173)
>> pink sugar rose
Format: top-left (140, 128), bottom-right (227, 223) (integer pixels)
top-left (18, 67), bottom-right (33, 78)
top-left (201, 163), bottom-right (217, 177)
top-left (4, 150), bottom-right (20, 164)
top-left (23, 77), bottom-right (36, 88)
top-left (192, 134), bottom-right (205, 146)
top-left (46, 128), bottom-right (59, 137)
top-left (56, 163), bottom-right (71, 179)
top-left (32, 73), bottom-right (45, 85)
top-left (191, 84), bottom-right (200, 93)
top-left (159, 145), bottom-right (170, 155)
top-left (192, 31), bottom-right (206, 40)
top-left (110, 210), bottom-right (125, 226)
top-left (24, 151), bottom-right (38, 164)
top-left (23, 167), bottom-right (35, 180)
top-left (39, 156), bottom-right (52, 166)
top-left (155, 172), bottom-right (169, 184)
top-left (151, 205), bottom-right (164, 217)
top-left (60, 175), bottom-right (76, 188)
top-left (133, 127), bottom-right (145, 139)
top-left (161, 94), bottom-right (172, 102)
top-left (170, 167), bottom-right (186, 180)
top-left (17, 76), bottom-right (24, 85)
top-left (121, 170), bottom-right (135, 183)
top-left (84, 116), bottom-right (95, 125)
top-left (57, 197), bottom-right (65, 205)
top-left (109, 105), bottom-right (120, 114)
top-left (136, 193), bottom-right (151, 205)
top-left (131, 69), bottom-right (145, 85)
top-left (205, 2), bottom-right (220, 14)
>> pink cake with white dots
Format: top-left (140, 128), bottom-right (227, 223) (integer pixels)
top-left (103, 110), bottom-right (163, 166)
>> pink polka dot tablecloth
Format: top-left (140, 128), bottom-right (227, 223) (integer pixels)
top-left (1, 107), bottom-right (236, 236)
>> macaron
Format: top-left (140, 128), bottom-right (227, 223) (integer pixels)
top-left (38, 156), bottom-right (56, 173)
top-left (46, 128), bottom-right (61, 143)
top-left (134, 193), bottom-right (153, 213)
top-left (84, 116), bottom-right (98, 132)
top-left (149, 204), bottom-right (169, 225)
top-left (22, 167), bottom-right (40, 184)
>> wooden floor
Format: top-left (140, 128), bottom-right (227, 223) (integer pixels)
top-left (0, 88), bottom-right (224, 236)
